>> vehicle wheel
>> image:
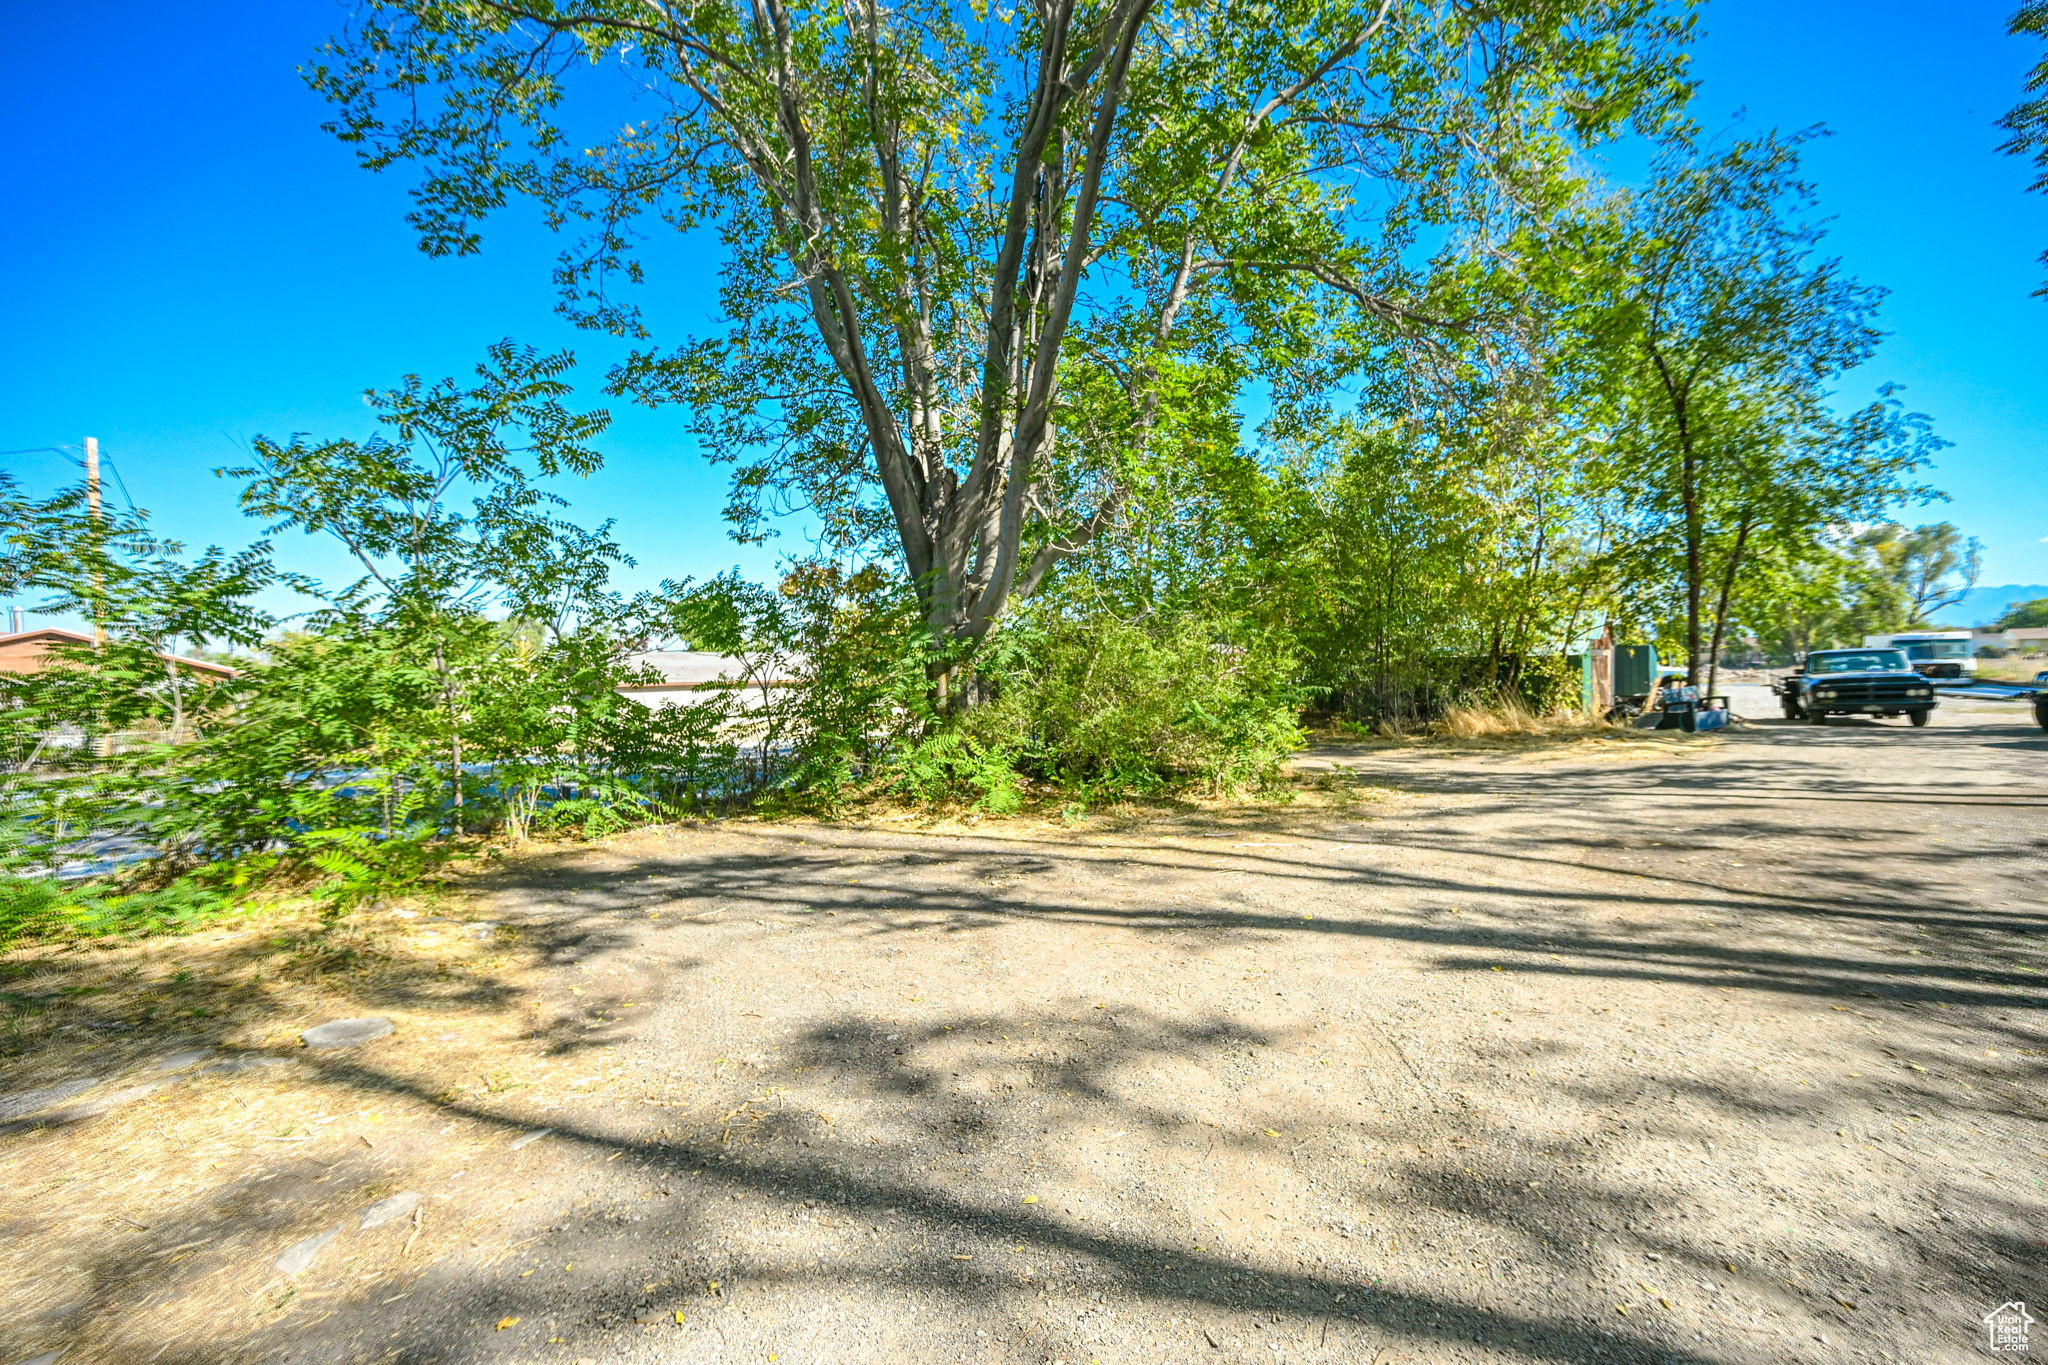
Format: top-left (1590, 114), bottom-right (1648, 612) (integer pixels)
top-left (1909, 708), bottom-right (1931, 728)
top-left (1780, 697), bottom-right (1803, 720)
top-left (2034, 697), bottom-right (2048, 732)
top-left (1806, 708), bottom-right (1827, 725)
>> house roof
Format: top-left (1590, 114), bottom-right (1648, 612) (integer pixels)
top-left (0, 627), bottom-right (241, 677)
top-left (618, 650), bottom-right (799, 689)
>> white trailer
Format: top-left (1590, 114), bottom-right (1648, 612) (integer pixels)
top-left (1861, 630), bottom-right (1976, 680)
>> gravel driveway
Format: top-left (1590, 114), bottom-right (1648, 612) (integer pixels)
top-left (4, 691), bottom-right (2043, 1365)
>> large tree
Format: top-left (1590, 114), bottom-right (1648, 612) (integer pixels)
top-left (1596, 130), bottom-right (1911, 684)
top-left (312, 0), bottom-right (1693, 700)
top-left (1855, 520), bottom-right (1983, 626)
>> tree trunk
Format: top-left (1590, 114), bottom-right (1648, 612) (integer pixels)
top-left (1648, 349), bottom-right (1703, 685)
top-left (431, 640), bottom-right (464, 824)
top-left (1680, 439), bottom-right (1703, 687)
top-left (1704, 515), bottom-right (1753, 700)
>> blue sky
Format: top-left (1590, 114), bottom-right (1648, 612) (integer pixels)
top-left (3, 0), bottom-right (2045, 620)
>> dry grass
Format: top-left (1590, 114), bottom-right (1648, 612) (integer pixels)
top-left (1389, 699), bottom-right (1678, 750)
top-left (0, 893), bottom-right (533, 1082)
top-left (1974, 655), bottom-right (2048, 682)
top-left (1297, 700), bottom-right (1712, 762)
top-left (1426, 698), bottom-right (1601, 739)
top-left (0, 882), bottom-right (623, 1365)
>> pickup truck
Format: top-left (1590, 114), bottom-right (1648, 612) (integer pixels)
top-left (1771, 648), bottom-right (1939, 726)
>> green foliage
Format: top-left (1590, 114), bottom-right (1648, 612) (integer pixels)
top-left (2001, 1), bottom-right (2048, 292)
top-left (1582, 130), bottom-right (1940, 683)
top-left (1269, 422), bottom-right (1596, 724)
top-left (1853, 522), bottom-right (1982, 626)
top-left (0, 873), bottom-right (236, 948)
top-left (0, 350), bottom-right (747, 944)
top-left (881, 612), bottom-right (1302, 808)
top-left (310, 0), bottom-right (1696, 670)
top-left (655, 561), bottom-right (932, 806)
top-left (1990, 601), bottom-right (2048, 634)
top-left (0, 2), bottom-right (1992, 952)
top-left (1730, 531), bottom-right (1909, 661)
top-left (0, 875), bottom-right (83, 944)
top-left (659, 561), bottom-right (1300, 810)
top-left (886, 728), bottom-right (1028, 816)
top-left (1993, 597), bottom-right (2048, 630)
top-left (983, 614), bottom-right (1303, 798)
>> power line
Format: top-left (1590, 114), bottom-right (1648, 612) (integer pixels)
top-left (100, 452), bottom-right (138, 512)
top-left (0, 444), bottom-right (140, 512)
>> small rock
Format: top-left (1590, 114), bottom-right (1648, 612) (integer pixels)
top-left (153, 1048), bottom-right (216, 1072)
top-left (201, 1055), bottom-right (287, 1076)
top-left (508, 1128), bottom-right (553, 1150)
top-left (0, 1078), bottom-right (99, 1122)
top-left (274, 1225), bottom-right (345, 1276)
top-left (301, 1018), bottom-right (395, 1050)
top-left (359, 1191), bottom-right (422, 1230)
top-left (39, 1081), bottom-right (170, 1126)
top-left (465, 921), bottom-right (501, 937)
top-left (389, 909), bottom-right (419, 919)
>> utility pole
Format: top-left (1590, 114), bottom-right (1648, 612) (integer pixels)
top-left (85, 436), bottom-right (106, 646)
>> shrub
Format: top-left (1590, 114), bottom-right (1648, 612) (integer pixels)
top-left (957, 612), bottom-right (1304, 802)
top-left (0, 873), bottom-right (235, 948)
top-left (0, 874), bottom-right (78, 945)
top-left (885, 727), bottom-right (1027, 814)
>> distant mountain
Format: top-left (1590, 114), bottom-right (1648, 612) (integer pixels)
top-left (1927, 584), bottom-right (2048, 628)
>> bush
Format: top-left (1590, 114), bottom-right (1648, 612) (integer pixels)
top-left (0, 874), bottom-right (77, 944)
top-left (0, 872), bottom-right (235, 948)
top-left (922, 613), bottom-right (1305, 804)
top-left (1312, 651), bottom-right (1582, 727)
top-left (885, 727), bottom-right (1027, 813)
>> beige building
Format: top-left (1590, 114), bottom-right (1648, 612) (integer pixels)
top-left (615, 650), bottom-right (798, 710)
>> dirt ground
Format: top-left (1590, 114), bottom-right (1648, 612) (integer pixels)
top-left (3, 688), bottom-right (2044, 1365)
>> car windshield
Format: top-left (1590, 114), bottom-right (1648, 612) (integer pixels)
top-left (1808, 651), bottom-right (1910, 674)
top-left (1903, 640), bottom-right (1971, 660)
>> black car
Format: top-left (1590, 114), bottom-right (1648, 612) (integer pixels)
top-left (1772, 648), bottom-right (1939, 726)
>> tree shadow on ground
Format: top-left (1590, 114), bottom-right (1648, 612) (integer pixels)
top-left (22, 988), bottom-right (2037, 1365)
top-left (8, 724), bottom-right (2044, 1364)
top-left (459, 819), bottom-right (2048, 1042)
